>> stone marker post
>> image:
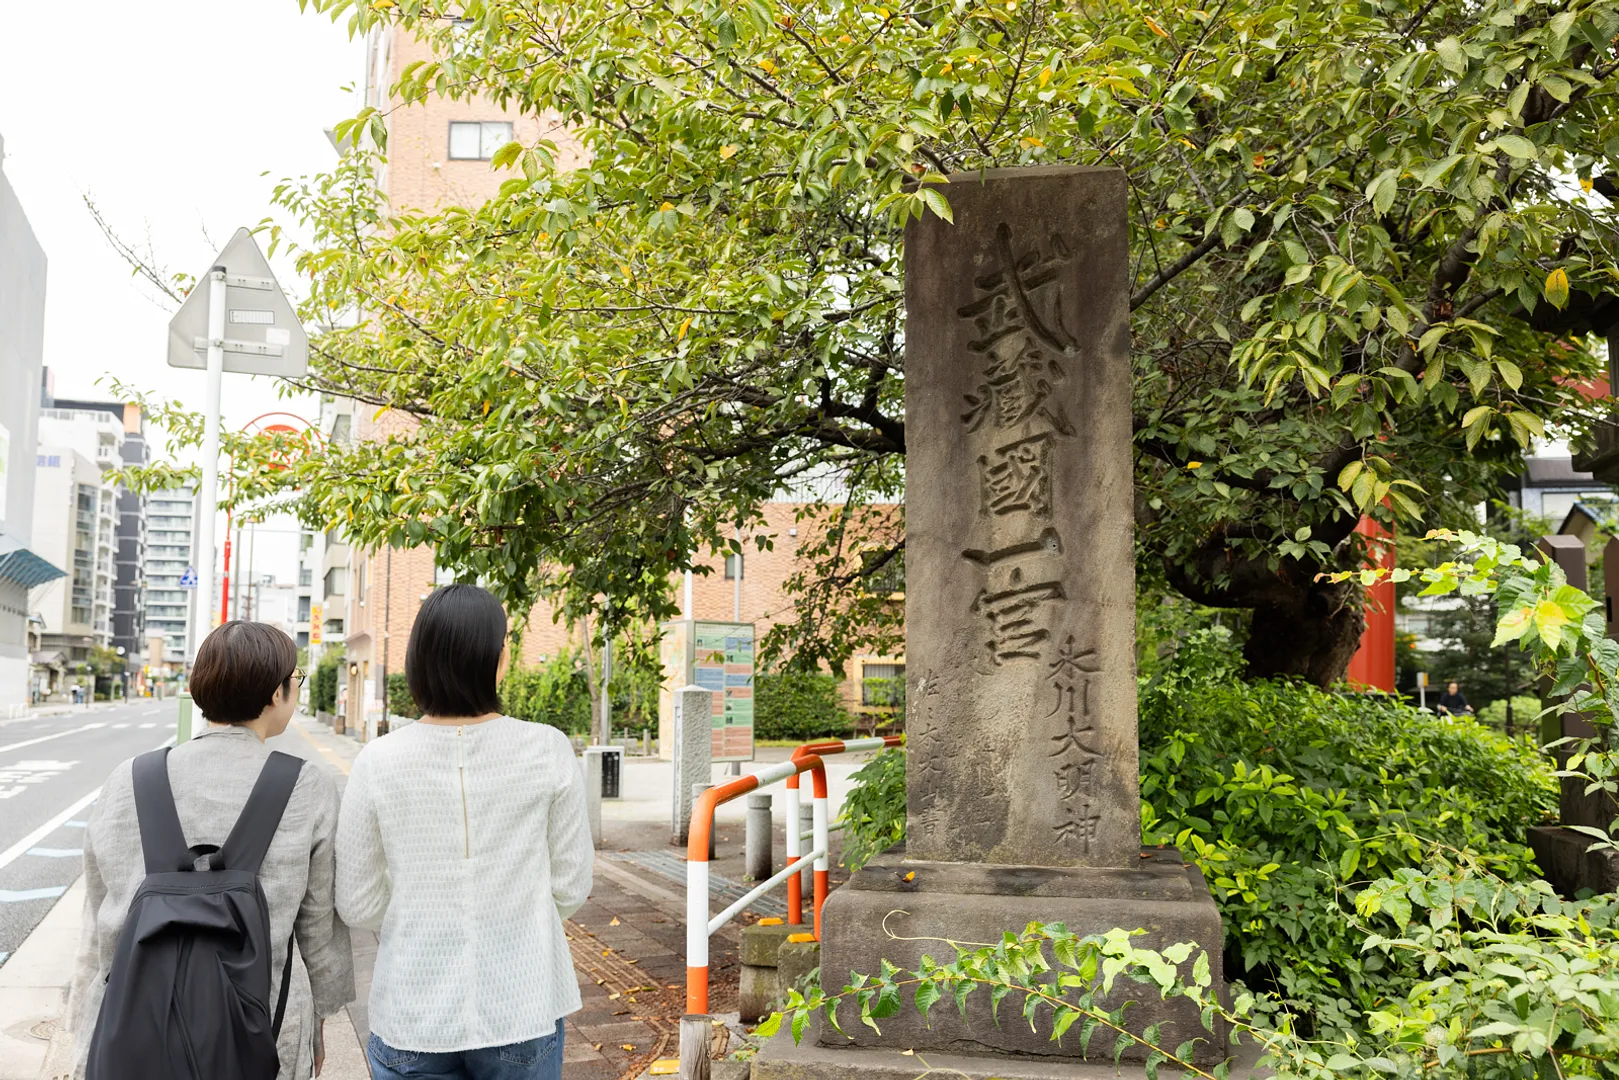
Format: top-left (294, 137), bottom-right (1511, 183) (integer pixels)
top-left (760, 167), bottom-right (1228, 1078)
top-left (1529, 533), bottom-right (1619, 893)
top-left (671, 685), bottom-right (713, 844)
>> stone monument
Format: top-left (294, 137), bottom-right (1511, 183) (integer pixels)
top-left (754, 166), bottom-right (1228, 1079)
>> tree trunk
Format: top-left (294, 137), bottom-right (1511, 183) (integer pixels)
top-left (1241, 579), bottom-right (1366, 687)
top-left (1164, 528), bottom-right (1366, 688)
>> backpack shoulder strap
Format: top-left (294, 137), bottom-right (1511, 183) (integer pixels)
top-left (132, 748), bottom-right (192, 874)
top-left (214, 751), bottom-right (305, 874)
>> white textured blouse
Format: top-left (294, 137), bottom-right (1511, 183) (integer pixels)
top-left (335, 717), bottom-right (593, 1052)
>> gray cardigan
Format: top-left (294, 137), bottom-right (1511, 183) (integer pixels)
top-left (69, 726), bottom-right (355, 1079)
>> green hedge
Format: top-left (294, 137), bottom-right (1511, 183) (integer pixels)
top-left (386, 672), bottom-right (421, 719)
top-left (754, 669), bottom-right (853, 741)
top-left (501, 651), bottom-right (594, 735)
top-left (310, 654), bottom-right (341, 714)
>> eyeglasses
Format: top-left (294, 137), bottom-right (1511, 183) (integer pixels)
top-left (291, 668), bottom-right (307, 687)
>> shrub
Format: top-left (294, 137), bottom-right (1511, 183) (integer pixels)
top-left (1474, 693), bottom-right (1541, 733)
top-left (386, 672), bottom-right (420, 719)
top-left (754, 669), bottom-right (852, 741)
top-left (1139, 628), bottom-right (1555, 1028)
top-left (310, 653), bottom-right (341, 714)
top-left (501, 650), bottom-right (593, 734)
top-left (840, 746), bottom-right (905, 870)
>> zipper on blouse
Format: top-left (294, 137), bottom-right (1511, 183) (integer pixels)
top-left (457, 726), bottom-right (470, 858)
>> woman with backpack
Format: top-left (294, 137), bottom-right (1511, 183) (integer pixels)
top-left (70, 621), bottom-right (354, 1080)
top-left (335, 584), bottom-right (594, 1080)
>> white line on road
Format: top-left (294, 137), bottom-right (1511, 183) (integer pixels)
top-left (0, 724), bottom-right (107, 756)
top-left (138, 723), bottom-right (155, 729)
top-left (112, 723), bottom-right (128, 729)
top-left (26, 848), bottom-right (82, 858)
top-left (0, 886), bottom-right (68, 903)
top-left (0, 787), bottom-right (100, 875)
top-left (143, 708), bottom-right (162, 716)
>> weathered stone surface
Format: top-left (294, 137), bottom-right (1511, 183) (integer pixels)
top-left (1529, 825), bottom-right (1619, 897)
top-left (903, 166), bottom-right (1136, 868)
top-left (741, 964), bottom-right (781, 1024)
top-left (775, 940), bottom-right (821, 1006)
top-left (752, 1019), bottom-right (1265, 1080)
top-left (816, 849), bottom-right (1227, 1064)
top-left (741, 924), bottom-right (799, 967)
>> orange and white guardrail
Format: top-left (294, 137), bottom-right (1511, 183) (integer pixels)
top-left (783, 736), bottom-right (903, 925)
top-left (686, 753), bottom-right (829, 1015)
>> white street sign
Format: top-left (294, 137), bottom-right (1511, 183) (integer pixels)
top-left (166, 228), bottom-right (307, 377)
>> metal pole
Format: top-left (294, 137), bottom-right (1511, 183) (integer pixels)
top-left (381, 545), bottom-right (393, 732)
top-left (683, 570), bottom-right (693, 620)
top-left (601, 602), bottom-right (612, 746)
top-left (220, 512), bottom-right (233, 625)
top-left (733, 526), bottom-right (742, 622)
top-left (190, 267), bottom-right (226, 662)
top-left (246, 524), bottom-right (257, 620)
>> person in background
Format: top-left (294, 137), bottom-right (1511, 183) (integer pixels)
top-left (336, 584), bottom-right (593, 1080)
top-left (1436, 681), bottom-right (1473, 716)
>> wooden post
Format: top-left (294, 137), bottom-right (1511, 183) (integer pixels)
top-left (679, 1015), bottom-right (711, 1080)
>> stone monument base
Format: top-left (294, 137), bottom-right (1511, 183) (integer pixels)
top-left (802, 845), bottom-right (1227, 1066)
top-left (1528, 825), bottom-right (1619, 896)
top-left (752, 1029), bottom-right (1267, 1080)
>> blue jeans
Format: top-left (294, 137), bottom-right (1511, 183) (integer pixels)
top-left (366, 1021), bottom-right (565, 1080)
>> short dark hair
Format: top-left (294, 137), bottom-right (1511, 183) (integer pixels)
top-left (405, 584), bottom-right (507, 717)
top-left (190, 621), bottom-right (297, 723)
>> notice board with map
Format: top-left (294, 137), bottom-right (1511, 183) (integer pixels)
top-left (659, 620), bottom-right (756, 763)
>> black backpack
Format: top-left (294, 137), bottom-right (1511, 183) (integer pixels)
top-left (87, 747), bottom-right (305, 1080)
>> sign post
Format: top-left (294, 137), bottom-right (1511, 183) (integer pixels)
top-left (167, 229), bottom-right (307, 662)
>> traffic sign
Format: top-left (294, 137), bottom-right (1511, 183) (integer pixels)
top-left (166, 228), bottom-right (307, 377)
top-left (179, 566), bottom-right (198, 589)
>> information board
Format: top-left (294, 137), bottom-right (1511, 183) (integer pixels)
top-left (659, 620), bottom-right (755, 763)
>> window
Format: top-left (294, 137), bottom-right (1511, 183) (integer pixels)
top-left (448, 121), bottom-right (513, 161)
top-left (324, 567), bottom-right (347, 596)
top-left (299, 567), bottom-right (313, 587)
top-left (862, 663), bottom-right (905, 707)
top-left (724, 553), bottom-right (744, 580)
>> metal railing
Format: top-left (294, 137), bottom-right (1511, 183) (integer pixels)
top-left (783, 735), bottom-right (903, 925)
top-left (686, 753), bottom-right (828, 1016)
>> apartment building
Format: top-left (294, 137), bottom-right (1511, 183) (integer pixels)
top-left (37, 387), bottom-right (149, 668)
top-left (144, 486), bottom-right (196, 671)
top-left (31, 447), bottom-right (117, 684)
top-left (0, 131), bottom-right (64, 712)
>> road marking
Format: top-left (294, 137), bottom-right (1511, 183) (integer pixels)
top-left (64, 821), bottom-right (87, 829)
top-left (0, 886), bottom-right (68, 903)
top-left (138, 723), bottom-right (155, 729)
top-left (0, 787), bottom-right (101, 875)
top-left (290, 722), bottom-right (352, 776)
top-left (0, 724), bottom-right (107, 756)
top-left (27, 847), bottom-right (82, 858)
top-left (0, 952), bottom-right (8, 964)
top-left (143, 707), bottom-right (162, 716)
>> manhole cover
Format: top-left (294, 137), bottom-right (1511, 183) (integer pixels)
top-left (28, 1019), bottom-right (58, 1041)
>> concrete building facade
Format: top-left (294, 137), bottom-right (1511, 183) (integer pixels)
top-left (39, 392), bottom-right (149, 670)
top-left (0, 132), bottom-right (63, 712)
top-left (144, 487), bottom-right (196, 670)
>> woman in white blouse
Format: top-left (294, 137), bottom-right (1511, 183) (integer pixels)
top-left (336, 584), bottom-right (594, 1079)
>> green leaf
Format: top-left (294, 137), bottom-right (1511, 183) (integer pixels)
top-left (1365, 168), bottom-right (1399, 216)
top-left (1434, 36), bottom-right (1467, 74)
top-left (1495, 134), bottom-right (1538, 160)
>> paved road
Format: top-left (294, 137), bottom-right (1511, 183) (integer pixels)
top-left (0, 700), bottom-right (179, 967)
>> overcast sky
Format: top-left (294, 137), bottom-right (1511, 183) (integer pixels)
top-left (0, 0), bottom-right (366, 586)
